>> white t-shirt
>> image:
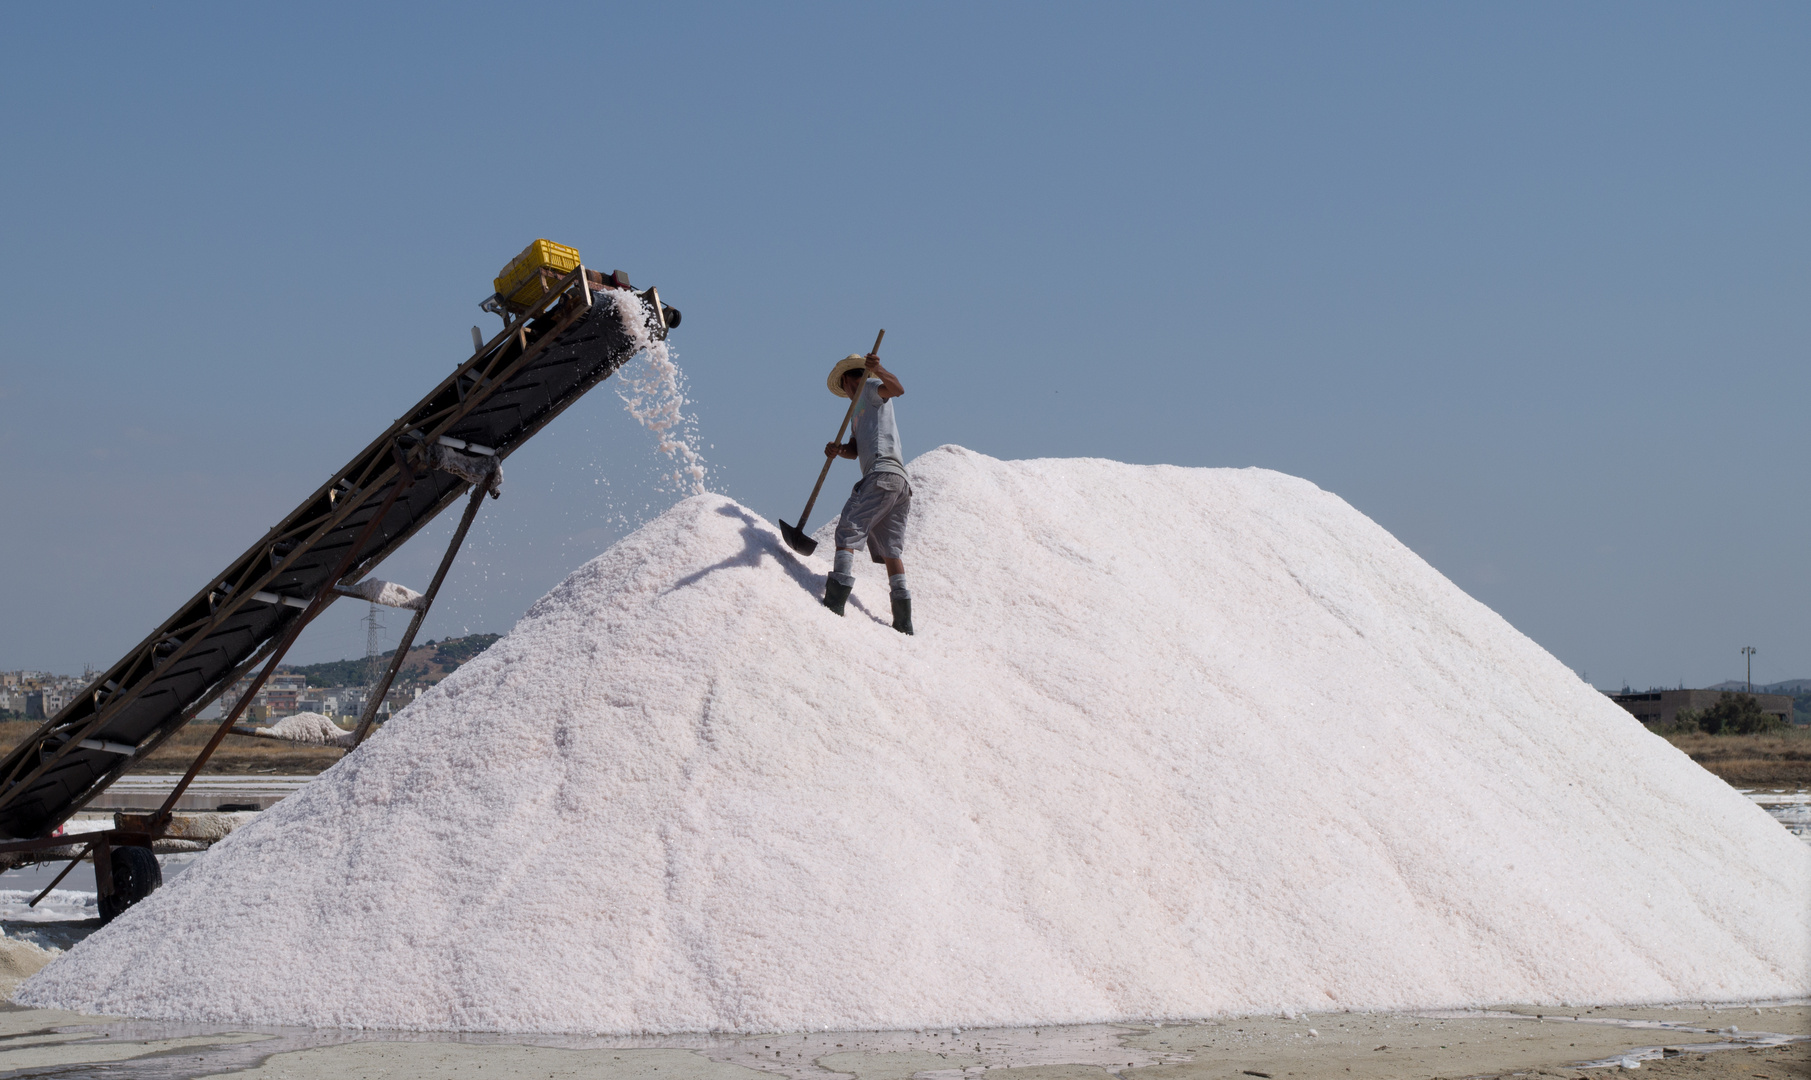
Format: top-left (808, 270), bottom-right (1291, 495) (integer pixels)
top-left (852, 378), bottom-right (906, 479)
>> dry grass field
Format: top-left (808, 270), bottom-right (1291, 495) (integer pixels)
top-left (1663, 727), bottom-right (1811, 786)
top-left (0, 719), bottom-right (346, 775)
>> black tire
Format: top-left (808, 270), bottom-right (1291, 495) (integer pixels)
top-left (97, 846), bottom-right (162, 924)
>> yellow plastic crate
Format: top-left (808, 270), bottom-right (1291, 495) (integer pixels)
top-left (494, 239), bottom-right (582, 307)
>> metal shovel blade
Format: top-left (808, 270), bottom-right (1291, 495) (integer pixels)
top-left (778, 519), bottom-right (817, 556)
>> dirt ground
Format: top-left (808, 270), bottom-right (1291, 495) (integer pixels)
top-left (0, 1002), bottom-right (1804, 1079)
top-left (1470, 1042), bottom-right (1808, 1078)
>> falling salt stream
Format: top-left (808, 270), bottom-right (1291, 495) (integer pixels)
top-left (12, 448), bottom-right (1807, 1033)
top-left (611, 295), bottom-right (707, 496)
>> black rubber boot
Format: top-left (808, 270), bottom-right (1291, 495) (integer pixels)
top-left (891, 595), bottom-right (914, 635)
top-left (823, 578), bottom-right (852, 616)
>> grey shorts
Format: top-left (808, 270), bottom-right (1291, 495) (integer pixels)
top-left (835, 471), bottom-right (912, 561)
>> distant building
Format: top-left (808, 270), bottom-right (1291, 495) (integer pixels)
top-left (325, 687), bottom-right (363, 719)
top-left (216, 672), bottom-right (312, 719)
top-left (1608, 688), bottom-right (1793, 728)
top-left (192, 673), bottom-right (420, 725)
top-left (259, 673), bottom-right (308, 717)
top-left (39, 686), bottom-right (74, 717)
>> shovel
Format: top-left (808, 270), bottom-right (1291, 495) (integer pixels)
top-left (779, 329), bottom-right (885, 556)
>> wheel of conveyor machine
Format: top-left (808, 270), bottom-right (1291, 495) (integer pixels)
top-left (98, 846), bottom-right (163, 924)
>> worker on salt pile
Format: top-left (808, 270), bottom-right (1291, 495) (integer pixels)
top-left (822, 350), bottom-right (913, 634)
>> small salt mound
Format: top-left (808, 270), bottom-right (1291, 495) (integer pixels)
top-left (338, 578), bottom-right (426, 611)
top-left (255, 712), bottom-right (352, 747)
top-left (18, 448), bottom-right (1809, 1031)
top-left (0, 935), bottom-right (57, 997)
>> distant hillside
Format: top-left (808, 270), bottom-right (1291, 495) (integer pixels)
top-left (283, 633), bottom-right (501, 687)
top-left (1707, 679), bottom-right (1811, 693)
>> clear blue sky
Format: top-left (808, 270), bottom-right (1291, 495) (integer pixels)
top-left (2, 3), bottom-right (1805, 689)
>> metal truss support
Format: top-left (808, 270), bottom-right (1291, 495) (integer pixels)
top-left (350, 482), bottom-right (490, 748)
top-left (148, 472), bottom-right (417, 826)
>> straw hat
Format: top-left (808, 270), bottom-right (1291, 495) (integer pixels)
top-left (826, 354), bottom-right (871, 398)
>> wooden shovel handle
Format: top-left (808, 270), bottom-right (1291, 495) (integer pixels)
top-left (796, 329), bottom-right (885, 528)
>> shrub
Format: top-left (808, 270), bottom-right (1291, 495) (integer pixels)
top-left (1692, 692), bottom-right (1787, 736)
top-left (1650, 711), bottom-right (1702, 736)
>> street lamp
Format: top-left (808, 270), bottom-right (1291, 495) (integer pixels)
top-left (1742, 645), bottom-right (1757, 693)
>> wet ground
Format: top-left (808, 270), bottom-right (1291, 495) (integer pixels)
top-left (1745, 788), bottom-right (1811, 844)
top-left (0, 1003), bottom-right (1804, 1078)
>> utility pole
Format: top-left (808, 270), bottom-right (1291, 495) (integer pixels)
top-left (364, 601), bottom-right (385, 689)
top-left (1742, 645), bottom-right (1757, 693)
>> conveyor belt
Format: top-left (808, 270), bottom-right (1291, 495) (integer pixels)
top-left (0, 269), bottom-right (676, 840)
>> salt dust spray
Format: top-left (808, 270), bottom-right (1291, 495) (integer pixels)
top-left (610, 292), bottom-right (708, 496)
top-left (341, 289), bottom-right (707, 658)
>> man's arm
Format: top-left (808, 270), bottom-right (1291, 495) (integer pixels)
top-left (864, 353), bottom-right (904, 400)
top-left (824, 439), bottom-right (858, 459)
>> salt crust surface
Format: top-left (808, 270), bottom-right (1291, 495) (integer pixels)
top-left (18, 448), bottom-right (1810, 1031)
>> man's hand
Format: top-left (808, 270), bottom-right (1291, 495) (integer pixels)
top-left (825, 440), bottom-right (856, 459)
top-left (863, 354), bottom-right (905, 400)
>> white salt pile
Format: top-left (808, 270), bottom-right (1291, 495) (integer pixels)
top-left (17, 448), bottom-right (1809, 1032)
top-left (253, 712), bottom-right (353, 747)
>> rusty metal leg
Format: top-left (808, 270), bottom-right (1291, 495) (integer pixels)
top-left (350, 483), bottom-right (489, 748)
top-left (92, 833), bottom-right (113, 902)
top-left (29, 843), bottom-right (92, 907)
top-left (150, 473), bottom-right (415, 826)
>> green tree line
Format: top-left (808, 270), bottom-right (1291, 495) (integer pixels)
top-left (282, 633), bottom-right (501, 687)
